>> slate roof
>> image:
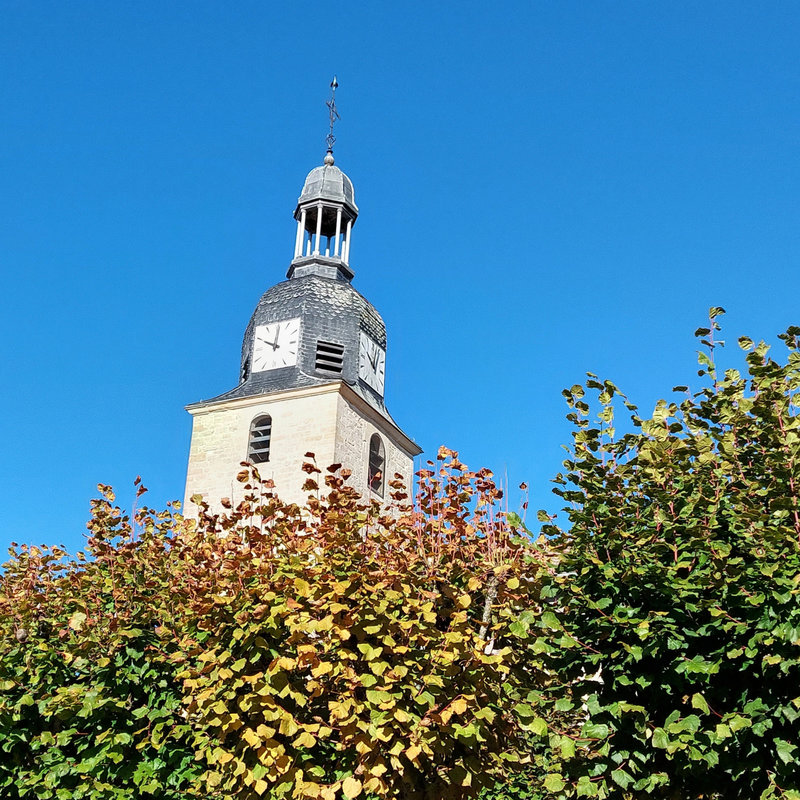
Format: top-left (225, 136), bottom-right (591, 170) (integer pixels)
top-left (188, 274), bottom-right (389, 416)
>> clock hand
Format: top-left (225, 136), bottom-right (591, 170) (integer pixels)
top-left (268, 324), bottom-right (281, 350)
top-left (257, 334), bottom-right (279, 350)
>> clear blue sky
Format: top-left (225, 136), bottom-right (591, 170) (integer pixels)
top-left (2, 2), bottom-right (799, 556)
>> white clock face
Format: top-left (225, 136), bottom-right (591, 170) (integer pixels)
top-left (358, 332), bottom-right (386, 395)
top-left (252, 318), bottom-right (301, 372)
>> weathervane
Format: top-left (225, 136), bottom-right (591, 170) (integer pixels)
top-left (325, 75), bottom-right (340, 155)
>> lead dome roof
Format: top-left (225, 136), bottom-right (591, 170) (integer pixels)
top-left (295, 164), bottom-right (358, 216)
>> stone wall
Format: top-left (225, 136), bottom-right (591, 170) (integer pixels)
top-left (183, 384), bottom-right (340, 515)
top-left (183, 382), bottom-right (420, 517)
top-left (334, 391), bottom-right (416, 500)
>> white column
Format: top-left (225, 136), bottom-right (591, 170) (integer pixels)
top-left (333, 208), bottom-right (342, 257)
top-left (343, 219), bottom-right (353, 263)
top-left (313, 202), bottom-right (323, 255)
top-left (294, 210), bottom-right (306, 258)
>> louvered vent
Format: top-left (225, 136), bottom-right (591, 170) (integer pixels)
top-left (248, 415), bottom-right (272, 464)
top-left (315, 340), bottom-right (345, 374)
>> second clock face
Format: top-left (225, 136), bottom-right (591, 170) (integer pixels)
top-left (252, 318), bottom-right (301, 372)
top-left (358, 332), bottom-right (386, 395)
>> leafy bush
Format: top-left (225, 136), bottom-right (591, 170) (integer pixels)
top-left (8, 310), bottom-right (800, 800)
top-left (0, 452), bottom-right (547, 800)
top-left (539, 311), bottom-right (800, 799)
top-left (0, 485), bottom-right (198, 799)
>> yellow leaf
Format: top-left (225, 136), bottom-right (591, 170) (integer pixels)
top-left (206, 770), bottom-right (222, 787)
top-left (342, 776), bottom-right (363, 799)
top-left (68, 611), bottom-right (86, 631)
top-left (254, 778), bottom-right (269, 795)
top-left (387, 740), bottom-right (403, 756)
top-left (457, 594), bottom-right (471, 608)
top-left (242, 728), bottom-right (261, 748)
top-left (405, 743), bottom-right (421, 763)
top-left (450, 696), bottom-right (468, 715)
top-left (329, 700), bottom-right (352, 720)
top-left (507, 577), bottom-right (520, 590)
top-left (311, 661), bottom-right (333, 677)
top-left (293, 730), bottom-right (317, 748)
top-left (279, 715), bottom-right (300, 736)
top-left (295, 578), bottom-right (311, 597)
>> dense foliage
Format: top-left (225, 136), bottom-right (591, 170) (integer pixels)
top-left (0, 454), bottom-right (547, 800)
top-left (4, 311), bottom-right (800, 799)
top-left (540, 310), bottom-right (800, 799)
top-left (0, 485), bottom-right (199, 799)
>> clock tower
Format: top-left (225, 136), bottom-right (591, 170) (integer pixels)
top-left (183, 147), bottom-right (421, 513)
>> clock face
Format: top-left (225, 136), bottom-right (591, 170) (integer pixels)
top-left (358, 332), bottom-right (386, 395)
top-left (252, 318), bottom-right (301, 372)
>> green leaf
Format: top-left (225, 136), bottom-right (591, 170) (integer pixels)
top-left (528, 717), bottom-right (548, 736)
top-left (540, 611), bottom-right (560, 630)
top-left (611, 768), bottom-right (634, 789)
top-left (576, 775), bottom-right (599, 797)
top-left (691, 693), bottom-right (710, 714)
top-left (776, 738), bottom-right (797, 764)
top-left (581, 722), bottom-right (610, 739)
top-left (543, 774), bottom-right (566, 792)
top-left (652, 728), bottom-right (669, 749)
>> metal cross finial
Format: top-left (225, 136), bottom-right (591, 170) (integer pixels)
top-left (325, 75), bottom-right (340, 153)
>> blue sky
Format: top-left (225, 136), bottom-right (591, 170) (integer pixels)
top-left (2, 2), bottom-right (799, 556)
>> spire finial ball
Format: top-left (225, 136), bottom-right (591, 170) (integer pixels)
top-left (324, 150), bottom-right (335, 166)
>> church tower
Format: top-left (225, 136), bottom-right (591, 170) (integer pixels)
top-left (183, 122), bottom-right (421, 513)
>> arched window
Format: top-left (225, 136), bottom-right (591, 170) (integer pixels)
top-left (248, 415), bottom-right (272, 463)
top-left (368, 433), bottom-right (385, 497)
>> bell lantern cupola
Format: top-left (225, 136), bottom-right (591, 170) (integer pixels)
top-left (288, 150), bottom-right (359, 282)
